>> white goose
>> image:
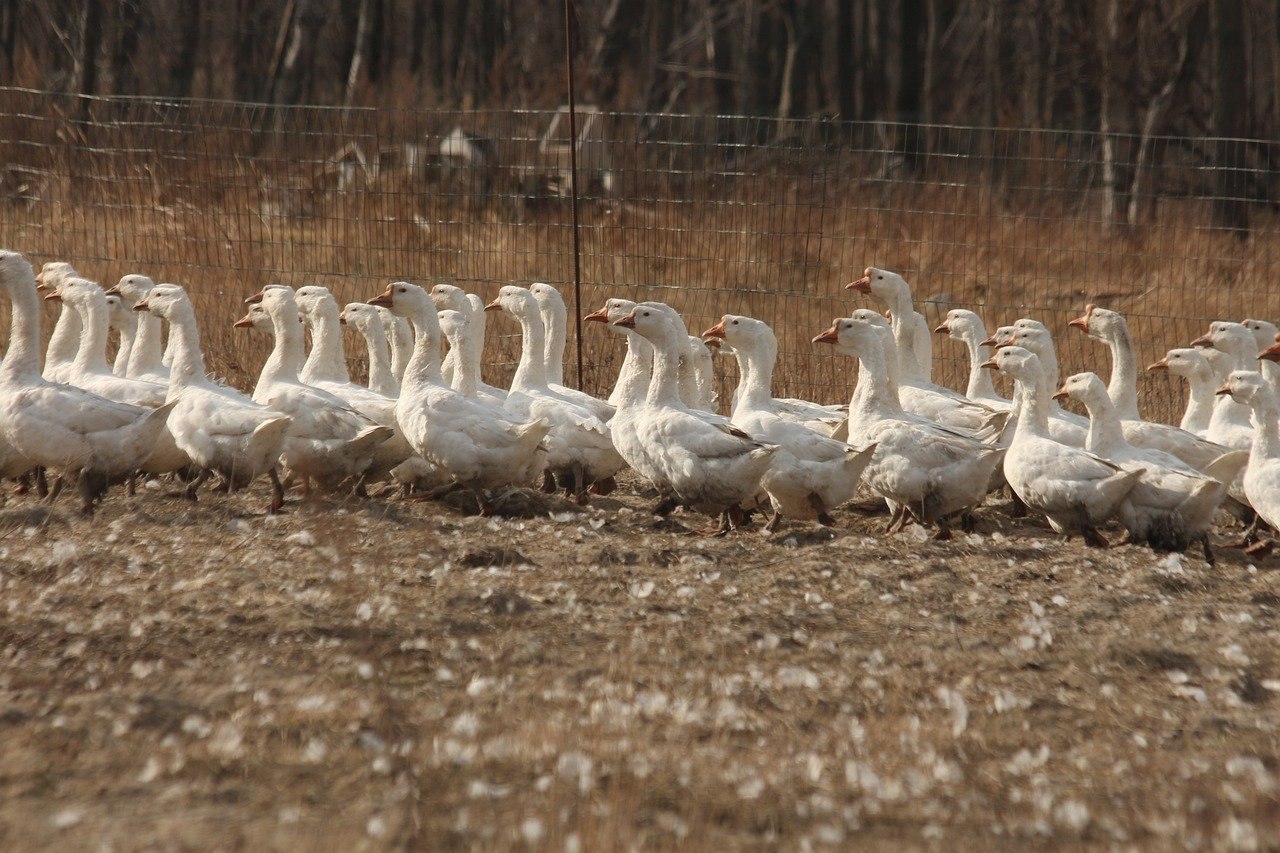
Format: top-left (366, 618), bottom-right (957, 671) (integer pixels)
top-left (934, 309), bottom-right (1008, 405)
top-left (1147, 348), bottom-right (1218, 437)
top-left (1219, 360), bottom-right (1280, 556)
top-left (706, 314), bottom-right (875, 532)
top-left (1069, 304), bottom-right (1232, 472)
top-left (1191, 322), bottom-right (1257, 457)
top-left (487, 285), bottom-right (624, 501)
top-left (236, 287), bottom-right (392, 495)
top-left (847, 266), bottom-right (934, 382)
top-left (135, 284), bottom-right (292, 511)
top-left (1057, 371), bottom-right (1240, 563)
top-left (613, 304), bottom-right (776, 534)
top-left (104, 274), bottom-right (169, 382)
top-left (1243, 318), bottom-right (1280, 399)
top-left (428, 283), bottom-right (507, 403)
top-left (983, 346), bottom-right (1142, 547)
top-left (850, 308), bottom-right (1002, 432)
top-left (36, 261), bottom-right (82, 384)
top-left (292, 285), bottom-right (413, 483)
top-left (989, 325), bottom-right (1089, 444)
top-left (529, 281), bottom-right (617, 420)
top-left (105, 292), bottom-right (135, 378)
top-left (340, 302), bottom-right (400, 397)
top-left (368, 281), bottom-right (550, 515)
top-left (48, 277), bottom-right (168, 408)
top-left (0, 251), bottom-right (175, 513)
top-left (384, 306), bottom-right (414, 384)
top-left (815, 316), bottom-right (1002, 539)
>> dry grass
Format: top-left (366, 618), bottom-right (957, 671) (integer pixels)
top-left (1, 477), bottom-right (1280, 849)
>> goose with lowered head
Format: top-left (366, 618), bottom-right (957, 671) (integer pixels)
top-left (1069, 303), bottom-right (1233, 472)
top-left (369, 281), bottom-right (551, 515)
top-left (614, 303), bottom-right (776, 534)
top-left (0, 250), bottom-right (176, 513)
top-left (706, 313), bottom-right (875, 532)
top-left (1057, 371), bottom-right (1242, 563)
top-left (983, 346), bottom-right (1142, 547)
top-left (135, 284), bottom-right (292, 511)
top-left (487, 285), bottom-right (624, 502)
top-left (236, 286), bottom-right (393, 496)
top-left (815, 316), bottom-right (1002, 539)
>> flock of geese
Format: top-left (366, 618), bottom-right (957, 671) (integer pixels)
top-left (2, 248), bottom-right (1280, 565)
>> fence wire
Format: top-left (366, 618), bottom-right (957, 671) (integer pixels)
top-left (0, 87), bottom-right (1276, 423)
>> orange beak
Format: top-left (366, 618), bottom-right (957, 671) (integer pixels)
top-left (1215, 383), bottom-right (1233, 396)
top-left (103, 284), bottom-right (121, 297)
top-left (702, 336), bottom-right (721, 349)
top-left (1067, 303), bottom-right (1095, 332)
top-left (233, 313), bottom-right (254, 328)
top-left (1260, 343), bottom-right (1280, 363)
top-left (338, 314), bottom-right (347, 325)
top-left (992, 339), bottom-right (1016, 350)
top-left (846, 275), bottom-right (872, 294)
top-left (583, 307), bottom-right (610, 323)
top-left (244, 290), bottom-right (266, 305)
top-left (933, 323), bottom-right (951, 335)
top-left (613, 313), bottom-right (637, 329)
top-left (368, 287), bottom-right (394, 308)
top-left (43, 290), bottom-right (60, 302)
top-left (34, 270), bottom-right (44, 285)
top-left (133, 299), bottom-right (150, 312)
top-left (702, 319), bottom-right (728, 339)
top-left (1147, 358), bottom-right (1169, 372)
top-left (812, 325), bottom-right (839, 345)
top-left (980, 358), bottom-right (999, 370)
top-left (1190, 332), bottom-right (1213, 348)
top-left (484, 297), bottom-right (503, 312)
top-left (979, 335), bottom-right (1000, 347)
top-left (1052, 388), bottom-right (1070, 402)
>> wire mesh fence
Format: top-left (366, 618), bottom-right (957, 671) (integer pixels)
top-left (1, 86), bottom-right (1277, 422)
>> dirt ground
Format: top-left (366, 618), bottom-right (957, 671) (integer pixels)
top-left (1, 474), bottom-right (1279, 851)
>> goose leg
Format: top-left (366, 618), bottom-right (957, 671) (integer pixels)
top-left (46, 475), bottom-right (65, 504)
top-left (589, 476), bottom-right (616, 496)
top-left (541, 470), bottom-right (556, 493)
top-left (125, 472), bottom-right (137, 497)
top-left (184, 468), bottom-right (211, 502)
top-left (1201, 536), bottom-right (1216, 567)
top-left (651, 496), bottom-right (680, 517)
top-left (932, 515), bottom-right (953, 541)
top-left (762, 509), bottom-right (783, 534)
top-left (807, 494), bottom-right (836, 527)
top-left (77, 469), bottom-right (108, 516)
top-left (1007, 489), bottom-right (1028, 518)
top-left (12, 474), bottom-right (31, 496)
top-left (1229, 513), bottom-right (1262, 549)
top-left (572, 465), bottom-right (589, 506)
top-left (35, 468), bottom-right (49, 498)
top-left (885, 505), bottom-right (906, 533)
top-left (1244, 539), bottom-right (1274, 559)
top-left (1081, 526), bottom-right (1111, 548)
top-left (473, 489), bottom-right (496, 517)
top-left (267, 468), bottom-right (286, 514)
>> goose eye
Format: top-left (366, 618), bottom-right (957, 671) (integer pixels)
top-left (731, 320), bottom-right (739, 325)
top-left (876, 275), bottom-right (883, 280)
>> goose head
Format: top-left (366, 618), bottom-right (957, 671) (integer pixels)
top-left (613, 303), bottom-right (683, 348)
top-left (529, 281), bottom-right (566, 315)
top-left (233, 303), bottom-right (274, 335)
top-left (1216, 369), bottom-right (1272, 406)
top-left (992, 326), bottom-right (1055, 361)
top-left (105, 293), bottom-right (134, 333)
top-left (934, 308), bottom-right (987, 343)
top-left (243, 283), bottom-right (292, 305)
top-left (339, 301), bottom-right (384, 335)
top-left (294, 285), bottom-right (340, 321)
top-left (134, 283), bottom-right (191, 321)
top-left (46, 275), bottom-right (104, 308)
top-left (980, 345), bottom-right (1041, 384)
top-left (104, 273), bottom-right (156, 305)
top-left (1191, 321), bottom-right (1254, 359)
top-left (1068, 303), bottom-right (1127, 343)
top-left (429, 282), bottom-right (468, 312)
top-left (849, 307), bottom-right (890, 330)
top-left (437, 308), bottom-right (469, 349)
top-left (584, 298), bottom-right (637, 337)
top-left (703, 314), bottom-right (774, 353)
top-left (846, 266), bottom-right (910, 302)
top-left (979, 324), bottom-right (1016, 348)
top-left (35, 260), bottom-right (77, 296)
top-left (1055, 371), bottom-right (1107, 405)
top-left (0, 250), bottom-right (36, 294)
top-left (369, 280), bottom-right (431, 320)
top-left (484, 284), bottom-right (536, 320)
top-left (1148, 347), bottom-right (1213, 382)
top-left (811, 316), bottom-right (882, 357)
top-left (1243, 318), bottom-right (1280, 353)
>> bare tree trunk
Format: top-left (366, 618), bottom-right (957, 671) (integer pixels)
top-left (1, 0), bottom-right (17, 82)
top-left (1211, 0), bottom-right (1249, 234)
top-left (1099, 0), bottom-right (1121, 229)
top-left (344, 0), bottom-right (372, 108)
top-left (169, 0), bottom-right (200, 97)
top-left (111, 0), bottom-right (141, 94)
top-left (409, 0), bottom-right (427, 75)
top-left (835, 0), bottom-right (856, 120)
top-left (73, 0), bottom-right (102, 100)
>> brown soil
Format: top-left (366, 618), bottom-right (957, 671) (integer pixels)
top-left (1, 475), bottom-right (1278, 850)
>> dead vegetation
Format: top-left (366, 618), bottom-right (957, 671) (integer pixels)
top-left (1, 475), bottom-right (1279, 848)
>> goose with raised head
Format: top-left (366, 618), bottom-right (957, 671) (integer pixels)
top-left (814, 316), bottom-right (1002, 539)
top-left (529, 281), bottom-right (618, 420)
top-left (36, 261), bottom-right (82, 384)
top-left (613, 304), bottom-right (776, 534)
top-left (236, 287), bottom-right (393, 495)
top-left (292, 285), bottom-right (413, 483)
top-left (104, 274), bottom-right (169, 382)
top-left (851, 308), bottom-right (1006, 434)
top-left (1190, 322), bottom-right (1257, 456)
top-left (1069, 304), bottom-right (1233, 473)
top-left (1057, 371), bottom-right (1241, 563)
top-left (934, 309), bottom-right (1009, 405)
top-left (1219, 356), bottom-right (1280, 555)
top-left (105, 292), bottom-right (135, 378)
top-left (1147, 348), bottom-right (1218, 437)
top-left (705, 314), bottom-right (875, 532)
top-left (487, 285), bottom-right (624, 502)
top-left (429, 283), bottom-right (507, 403)
top-left (368, 281), bottom-right (550, 515)
top-left (340, 302), bottom-right (400, 397)
top-left (0, 251), bottom-right (176, 513)
top-left (988, 325), bottom-right (1089, 445)
top-left (383, 306), bottom-right (414, 384)
top-left (1243, 318), bottom-right (1280, 399)
top-left (135, 284), bottom-right (291, 511)
top-left (982, 346), bottom-right (1143, 547)
top-left (848, 266), bottom-right (934, 382)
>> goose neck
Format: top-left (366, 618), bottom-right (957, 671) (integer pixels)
top-left (1105, 326), bottom-right (1141, 419)
top-left (303, 304), bottom-right (350, 383)
top-left (131, 309), bottom-right (164, 375)
top-left (848, 339), bottom-right (903, 422)
top-left (611, 335), bottom-right (650, 409)
top-left (1181, 369), bottom-right (1215, 434)
top-left (963, 331), bottom-right (998, 399)
top-left (449, 327), bottom-right (481, 396)
top-left (734, 341), bottom-right (775, 413)
top-left (262, 305), bottom-right (306, 385)
top-left (112, 314), bottom-right (137, 377)
top-left (1013, 379), bottom-right (1051, 440)
top-left (46, 302), bottom-right (82, 366)
top-left (164, 305), bottom-right (208, 394)
top-left (402, 304), bottom-right (444, 391)
top-left (644, 326), bottom-right (684, 408)
top-left (510, 308), bottom-right (548, 391)
top-left (363, 323), bottom-right (398, 396)
top-left (541, 303), bottom-right (566, 386)
top-left (2, 275), bottom-right (44, 383)
top-left (72, 291), bottom-right (113, 375)
top-left (1251, 394), bottom-right (1280, 460)
top-left (1081, 393), bottom-right (1126, 456)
